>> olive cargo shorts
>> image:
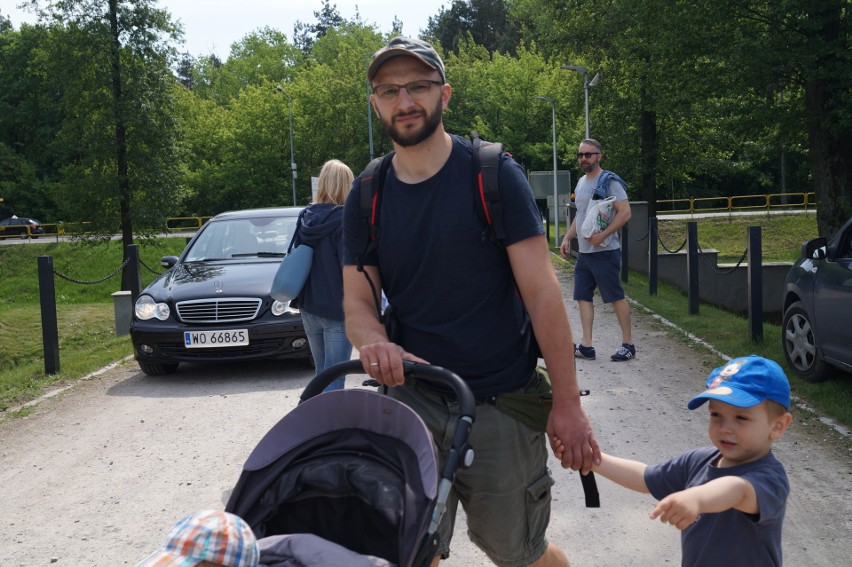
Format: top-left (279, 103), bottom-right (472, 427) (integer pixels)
top-left (390, 381), bottom-right (554, 567)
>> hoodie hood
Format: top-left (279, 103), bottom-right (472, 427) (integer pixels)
top-left (299, 204), bottom-right (342, 245)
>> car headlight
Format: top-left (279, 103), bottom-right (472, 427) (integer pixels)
top-left (271, 299), bottom-right (299, 316)
top-left (134, 295), bottom-right (170, 321)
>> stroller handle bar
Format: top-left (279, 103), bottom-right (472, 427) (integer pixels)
top-left (300, 359), bottom-right (477, 420)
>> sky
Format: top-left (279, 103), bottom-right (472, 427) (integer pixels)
top-left (3, 0), bottom-right (448, 59)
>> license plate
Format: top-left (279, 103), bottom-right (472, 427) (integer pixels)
top-left (184, 329), bottom-right (249, 348)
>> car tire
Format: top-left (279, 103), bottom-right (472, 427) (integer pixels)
top-left (782, 301), bottom-right (830, 382)
top-left (138, 361), bottom-right (179, 376)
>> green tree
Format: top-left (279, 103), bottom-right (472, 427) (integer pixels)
top-left (24, 0), bottom-right (184, 288)
top-left (513, 0), bottom-right (846, 232)
top-left (0, 22), bottom-right (64, 220)
top-left (293, 0), bottom-right (346, 55)
top-left (725, 0), bottom-right (850, 236)
top-left (172, 84), bottom-right (234, 215)
top-left (424, 0), bottom-right (521, 55)
top-left (444, 39), bottom-right (571, 172)
top-left (187, 28), bottom-right (301, 109)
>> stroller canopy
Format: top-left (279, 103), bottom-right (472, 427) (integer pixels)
top-left (227, 389), bottom-right (439, 566)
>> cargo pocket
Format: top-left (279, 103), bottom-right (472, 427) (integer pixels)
top-left (525, 470), bottom-right (555, 545)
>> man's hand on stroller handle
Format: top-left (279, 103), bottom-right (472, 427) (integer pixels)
top-left (359, 342), bottom-right (429, 386)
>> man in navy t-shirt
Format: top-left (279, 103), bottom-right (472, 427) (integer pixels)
top-left (342, 36), bottom-right (598, 567)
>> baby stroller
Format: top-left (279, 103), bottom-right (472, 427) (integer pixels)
top-left (226, 360), bottom-right (476, 567)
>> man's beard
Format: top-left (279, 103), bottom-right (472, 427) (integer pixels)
top-left (379, 97), bottom-right (443, 147)
top-left (580, 160), bottom-right (598, 174)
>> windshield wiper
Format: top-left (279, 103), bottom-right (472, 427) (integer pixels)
top-left (231, 251), bottom-right (285, 257)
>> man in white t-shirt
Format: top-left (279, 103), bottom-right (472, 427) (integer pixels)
top-left (560, 138), bottom-right (635, 362)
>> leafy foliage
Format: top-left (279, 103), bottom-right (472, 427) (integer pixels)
top-left (424, 0), bottom-right (521, 55)
top-left (0, 0), bottom-right (848, 238)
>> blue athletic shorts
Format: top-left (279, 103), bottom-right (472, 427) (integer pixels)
top-left (573, 250), bottom-right (625, 303)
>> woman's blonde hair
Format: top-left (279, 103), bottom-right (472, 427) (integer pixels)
top-left (315, 159), bottom-right (354, 205)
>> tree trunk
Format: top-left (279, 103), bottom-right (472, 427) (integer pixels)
top-left (107, 0), bottom-right (134, 289)
top-left (639, 83), bottom-right (658, 218)
top-left (805, 0), bottom-right (852, 237)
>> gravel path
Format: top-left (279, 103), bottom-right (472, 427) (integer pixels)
top-left (1, 262), bottom-right (849, 566)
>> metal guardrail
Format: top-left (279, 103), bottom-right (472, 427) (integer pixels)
top-left (165, 216), bottom-right (214, 231)
top-left (6, 191), bottom-right (816, 240)
top-left (657, 191), bottom-right (816, 214)
top-left (0, 217), bottom-right (213, 240)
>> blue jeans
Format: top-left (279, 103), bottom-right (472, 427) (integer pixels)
top-left (300, 310), bottom-right (353, 391)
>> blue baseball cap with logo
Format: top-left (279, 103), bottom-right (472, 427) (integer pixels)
top-left (688, 355), bottom-right (791, 410)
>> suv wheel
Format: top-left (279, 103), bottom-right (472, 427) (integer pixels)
top-left (138, 361), bottom-right (179, 376)
top-left (782, 301), bottom-right (829, 382)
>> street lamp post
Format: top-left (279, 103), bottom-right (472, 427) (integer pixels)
top-left (275, 86), bottom-right (297, 206)
top-left (365, 54), bottom-right (374, 160)
top-left (536, 96), bottom-right (560, 247)
top-left (561, 65), bottom-right (601, 139)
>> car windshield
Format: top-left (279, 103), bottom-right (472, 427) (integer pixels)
top-left (184, 215), bottom-right (296, 261)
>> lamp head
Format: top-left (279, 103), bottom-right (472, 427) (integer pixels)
top-left (588, 72), bottom-right (602, 87)
top-left (561, 64), bottom-right (588, 75)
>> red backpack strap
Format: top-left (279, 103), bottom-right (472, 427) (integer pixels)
top-left (472, 138), bottom-right (505, 243)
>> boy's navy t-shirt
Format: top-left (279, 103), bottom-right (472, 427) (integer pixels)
top-left (644, 447), bottom-right (789, 567)
top-left (342, 135), bottom-right (544, 397)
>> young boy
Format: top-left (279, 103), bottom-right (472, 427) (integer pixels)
top-left (556, 355), bottom-right (793, 565)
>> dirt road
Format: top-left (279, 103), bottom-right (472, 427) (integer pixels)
top-left (1, 266), bottom-right (850, 566)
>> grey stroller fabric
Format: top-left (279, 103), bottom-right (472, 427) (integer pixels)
top-left (259, 533), bottom-right (395, 566)
top-left (227, 388), bottom-right (439, 566)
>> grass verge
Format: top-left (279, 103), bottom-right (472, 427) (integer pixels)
top-left (554, 256), bottom-right (851, 432)
top-left (0, 237), bottom-right (188, 413)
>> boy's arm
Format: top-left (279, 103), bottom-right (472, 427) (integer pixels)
top-left (650, 475), bottom-right (758, 530)
top-left (593, 452), bottom-right (650, 494)
top-left (551, 445), bottom-right (647, 492)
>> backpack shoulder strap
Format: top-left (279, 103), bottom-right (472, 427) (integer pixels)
top-left (355, 152), bottom-right (395, 267)
top-left (355, 152), bottom-right (394, 320)
top-left (472, 138), bottom-right (506, 242)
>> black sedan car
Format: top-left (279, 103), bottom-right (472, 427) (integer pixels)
top-left (130, 207), bottom-right (311, 375)
top-left (0, 216), bottom-right (45, 239)
top-left (781, 216), bottom-right (852, 382)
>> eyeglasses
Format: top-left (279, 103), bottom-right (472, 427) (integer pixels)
top-left (372, 80), bottom-right (443, 101)
top-left (576, 152), bottom-right (601, 159)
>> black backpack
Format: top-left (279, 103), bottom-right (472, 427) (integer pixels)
top-left (355, 137), bottom-right (507, 270)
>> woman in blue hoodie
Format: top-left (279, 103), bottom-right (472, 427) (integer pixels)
top-left (294, 159), bottom-right (354, 390)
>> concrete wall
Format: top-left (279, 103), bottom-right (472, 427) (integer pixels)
top-left (568, 201), bottom-right (792, 316)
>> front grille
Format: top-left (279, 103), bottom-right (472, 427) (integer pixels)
top-left (175, 298), bottom-right (262, 323)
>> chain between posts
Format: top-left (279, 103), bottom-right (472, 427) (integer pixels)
top-left (139, 258), bottom-right (164, 275)
top-left (630, 228), bottom-right (649, 241)
top-left (654, 224), bottom-right (687, 253)
top-left (697, 243), bottom-right (749, 275)
top-left (53, 256), bottom-right (131, 285)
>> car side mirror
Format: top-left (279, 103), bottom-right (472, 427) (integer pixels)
top-left (803, 237), bottom-right (827, 260)
top-left (161, 256), bottom-right (179, 269)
